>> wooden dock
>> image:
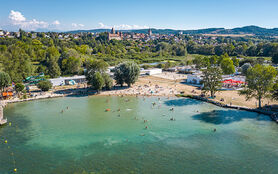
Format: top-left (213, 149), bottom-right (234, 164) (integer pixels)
top-left (0, 105), bottom-right (7, 125)
top-left (0, 118), bottom-right (7, 125)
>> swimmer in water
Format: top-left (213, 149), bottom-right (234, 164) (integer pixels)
top-left (213, 128), bottom-right (216, 132)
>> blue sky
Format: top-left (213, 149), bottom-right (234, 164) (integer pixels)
top-left (0, 0), bottom-right (278, 31)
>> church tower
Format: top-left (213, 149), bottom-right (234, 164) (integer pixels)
top-left (111, 27), bottom-right (115, 34)
top-left (148, 28), bottom-right (152, 36)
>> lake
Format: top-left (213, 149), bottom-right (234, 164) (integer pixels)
top-left (0, 96), bottom-right (278, 174)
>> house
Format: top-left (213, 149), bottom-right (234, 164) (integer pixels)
top-left (166, 67), bottom-right (177, 72)
top-left (0, 30), bottom-right (4, 37)
top-left (49, 76), bottom-right (86, 86)
top-left (177, 66), bottom-right (195, 74)
top-left (31, 33), bottom-right (37, 39)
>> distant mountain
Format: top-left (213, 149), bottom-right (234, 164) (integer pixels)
top-left (67, 25), bottom-right (278, 36)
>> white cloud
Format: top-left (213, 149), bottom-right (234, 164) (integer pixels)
top-left (9, 10), bottom-right (26, 22)
top-left (98, 22), bottom-right (109, 29)
top-left (52, 20), bottom-right (60, 25)
top-left (72, 23), bottom-right (85, 28)
top-left (8, 10), bottom-right (49, 30)
top-left (98, 22), bottom-right (149, 30)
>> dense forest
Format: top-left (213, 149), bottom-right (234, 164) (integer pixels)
top-left (0, 29), bottom-right (278, 83)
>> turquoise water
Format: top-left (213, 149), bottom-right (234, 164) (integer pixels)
top-left (0, 96), bottom-right (278, 174)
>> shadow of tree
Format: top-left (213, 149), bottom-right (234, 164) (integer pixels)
top-left (192, 109), bottom-right (271, 125)
top-left (164, 98), bottom-right (201, 107)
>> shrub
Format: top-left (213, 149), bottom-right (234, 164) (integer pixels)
top-left (37, 80), bottom-right (52, 91)
top-left (15, 83), bottom-right (25, 93)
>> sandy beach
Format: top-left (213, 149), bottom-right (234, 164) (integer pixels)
top-left (2, 72), bottom-right (278, 109)
top-left (99, 72), bottom-right (278, 109)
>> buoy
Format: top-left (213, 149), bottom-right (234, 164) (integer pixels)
top-left (14, 168), bottom-right (17, 172)
top-left (9, 122), bottom-right (12, 126)
top-left (4, 140), bottom-right (7, 144)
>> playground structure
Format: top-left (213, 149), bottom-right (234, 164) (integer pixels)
top-left (1, 91), bottom-right (13, 99)
top-left (23, 73), bottom-right (45, 85)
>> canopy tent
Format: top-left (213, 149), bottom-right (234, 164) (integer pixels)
top-left (222, 79), bottom-right (245, 84)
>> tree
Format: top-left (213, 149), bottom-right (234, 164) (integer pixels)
top-left (232, 57), bottom-right (239, 67)
top-left (272, 80), bottom-right (278, 101)
top-left (272, 53), bottom-right (278, 64)
top-left (62, 56), bottom-right (81, 75)
top-left (102, 73), bottom-right (113, 90)
top-left (114, 61), bottom-right (140, 87)
top-left (2, 45), bottom-right (33, 82)
top-left (85, 59), bottom-right (108, 83)
top-left (37, 80), bottom-right (52, 91)
top-left (241, 63), bottom-right (252, 76)
top-left (220, 58), bottom-right (235, 75)
top-left (15, 83), bottom-right (25, 93)
top-left (209, 56), bottom-right (217, 66)
top-left (90, 72), bottom-right (104, 92)
top-left (202, 67), bottom-right (223, 97)
top-left (0, 72), bottom-right (11, 92)
top-left (46, 47), bottom-right (61, 78)
top-left (239, 64), bottom-right (277, 108)
top-left (114, 66), bottom-right (125, 87)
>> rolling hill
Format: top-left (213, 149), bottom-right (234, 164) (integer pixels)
top-left (67, 25), bottom-right (278, 36)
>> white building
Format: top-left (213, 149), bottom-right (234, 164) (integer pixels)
top-left (187, 74), bottom-right (203, 84)
top-left (141, 68), bottom-right (162, 75)
top-left (0, 30), bottom-right (4, 36)
top-left (49, 76), bottom-right (86, 86)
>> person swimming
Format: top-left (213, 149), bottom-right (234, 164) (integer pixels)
top-left (213, 128), bottom-right (216, 132)
top-left (170, 117), bottom-right (175, 121)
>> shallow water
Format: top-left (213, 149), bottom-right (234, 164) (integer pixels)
top-left (0, 96), bottom-right (278, 174)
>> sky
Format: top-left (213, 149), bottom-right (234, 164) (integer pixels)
top-left (0, 0), bottom-right (278, 31)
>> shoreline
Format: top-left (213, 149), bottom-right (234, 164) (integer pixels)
top-left (177, 94), bottom-right (278, 123)
top-left (1, 88), bottom-right (278, 124)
